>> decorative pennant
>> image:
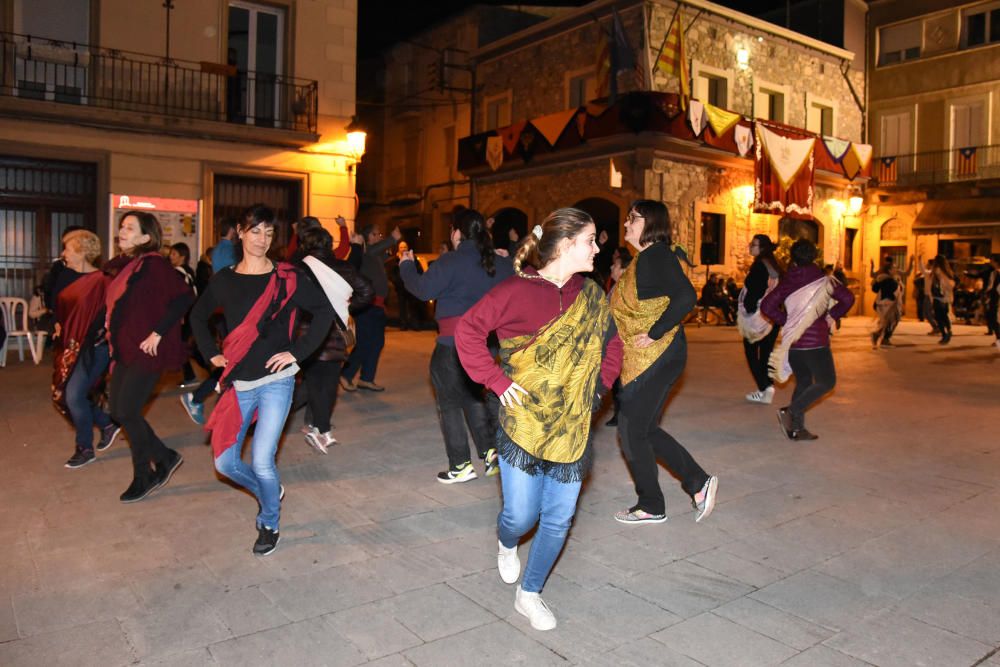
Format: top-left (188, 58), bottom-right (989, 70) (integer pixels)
top-left (840, 148), bottom-right (862, 180)
top-left (576, 110), bottom-right (588, 138)
top-left (850, 142), bottom-right (872, 170)
top-left (585, 101), bottom-right (609, 117)
top-left (518, 128), bottom-right (539, 163)
top-left (688, 99), bottom-right (707, 137)
top-left (532, 109), bottom-right (578, 146)
top-left (486, 135), bottom-right (503, 172)
top-left (500, 120), bottom-right (527, 155)
top-left (734, 124), bottom-right (753, 157)
top-left (757, 124), bottom-right (816, 191)
top-left (704, 103), bottom-right (741, 137)
top-left (822, 137), bottom-right (851, 162)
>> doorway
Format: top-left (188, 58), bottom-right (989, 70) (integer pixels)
top-left (228, 1), bottom-right (285, 127)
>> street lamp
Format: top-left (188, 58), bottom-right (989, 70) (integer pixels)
top-left (345, 115), bottom-right (367, 168)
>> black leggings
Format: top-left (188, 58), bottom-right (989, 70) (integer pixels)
top-left (303, 359), bottom-right (342, 433)
top-left (787, 347), bottom-right (836, 430)
top-left (743, 326), bottom-right (779, 391)
top-left (617, 333), bottom-right (708, 515)
top-left (933, 300), bottom-right (951, 335)
top-left (109, 363), bottom-right (172, 483)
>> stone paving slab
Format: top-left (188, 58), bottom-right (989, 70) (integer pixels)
top-left (1, 320), bottom-right (999, 665)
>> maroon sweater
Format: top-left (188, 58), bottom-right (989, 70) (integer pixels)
top-left (455, 269), bottom-right (623, 396)
top-left (108, 253), bottom-right (194, 373)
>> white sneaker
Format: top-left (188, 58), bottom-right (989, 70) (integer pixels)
top-left (498, 540), bottom-right (521, 584)
top-left (304, 429), bottom-right (336, 454)
top-left (745, 386), bottom-right (775, 404)
top-left (515, 587), bottom-right (556, 631)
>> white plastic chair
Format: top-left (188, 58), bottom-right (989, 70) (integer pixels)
top-left (0, 297), bottom-right (43, 366)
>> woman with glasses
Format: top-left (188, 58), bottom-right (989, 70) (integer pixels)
top-left (611, 200), bottom-right (718, 526)
top-left (738, 234), bottom-right (783, 403)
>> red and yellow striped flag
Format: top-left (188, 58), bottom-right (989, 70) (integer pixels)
top-left (595, 28), bottom-right (611, 99)
top-left (654, 12), bottom-right (689, 109)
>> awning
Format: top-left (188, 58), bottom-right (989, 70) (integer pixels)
top-left (912, 198), bottom-right (1000, 232)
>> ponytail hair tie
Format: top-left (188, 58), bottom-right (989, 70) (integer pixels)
top-left (532, 225), bottom-right (543, 240)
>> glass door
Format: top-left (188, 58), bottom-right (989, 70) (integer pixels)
top-left (228, 2), bottom-right (285, 127)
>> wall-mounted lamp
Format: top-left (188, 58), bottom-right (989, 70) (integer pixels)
top-left (846, 184), bottom-right (863, 215)
top-left (736, 48), bottom-right (750, 70)
top-left (345, 115), bottom-right (367, 170)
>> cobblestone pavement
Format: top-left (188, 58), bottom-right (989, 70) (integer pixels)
top-left (1, 318), bottom-right (998, 666)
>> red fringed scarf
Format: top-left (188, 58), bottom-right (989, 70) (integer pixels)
top-left (205, 263), bottom-right (298, 458)
top-left (104, 252), bottom-right (156, 359)
top-left (51, 271), bottom-right (111, 416)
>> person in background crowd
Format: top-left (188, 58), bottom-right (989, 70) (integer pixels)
top-left (456, 207), bottom-right (622, 631)
top-left (212, 217), bottom-right (239, 272)
top-left (41, 225), bottom-right (86, 314)
top-left (401, 208), bottom-right (513, 483)
top-left (762, 239), bottom-right (854, 441)
top-left (437, 241), bottom-right (450, 256)
top-left (105, 211), bottom-right (193, 502)
top-left (869, 256), bottom-right (903, 349)
top-left (292, 226), bottom-right (373, 453)
top-left (739, 234), bottom-right (782, 405)
top-left (388, 240), bottom-right (424, 331)
top-left (604, 246), bottom-right (633, 427)
top-left (169, 243), bottom-right (195, 285)
top-left (982, 254), bottom-right (999, 348)
top-left (340, 222), bottom-right (402, 392)
top-left (195, 247), bottom-right (214, 295)
top-left (700, 274), bottom-right (736, 325)
top-left (169, 242), bottom-right (202, 388)
top-left (869, 255), bottom-right (913, 346)
top-left (611, 200), bottom-right (717, 526)
top-left (51, 230), bottom-right (119, 469)
top-left (924, 255), bottom-right (955, 345)
top-left (833, 262), bottom-right (848, 287)
top-left (191, 205), bottom-right (334, 555)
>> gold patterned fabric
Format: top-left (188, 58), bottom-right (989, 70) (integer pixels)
top-left (497, 280), bottom-right (610, 477)
top-left (611, 255), bottom-right (679, 386)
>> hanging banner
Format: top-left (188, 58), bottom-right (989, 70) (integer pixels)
top-left (754, 125), bottom-right (815, 219)
top-left (518, 128), bottom-right (539, 163)
top-left (850, 143), bottom-right (872, 170)
top-left (532, 109), bottom-right (578, 146)
top-left (688, 99), bottom-right (707, 137)
top-left (500, 120), bottom-right (527, 156)
top-left (734, 124), bottom-right (753, 157)
top-left (822, 137), bottom-right (851, 162)
top-left (704, 103), bottom-right (741, 137)
top-left (486, 136), bottom-right (504, 172)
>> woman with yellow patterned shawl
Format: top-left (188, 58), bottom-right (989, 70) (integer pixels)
top-left (611, 200), bottom-right (719, 526)
top-left (456, 208), bottom-right (623, 631)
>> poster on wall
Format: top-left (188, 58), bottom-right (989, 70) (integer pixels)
top-left (110, 194), bottom-right (200, 257)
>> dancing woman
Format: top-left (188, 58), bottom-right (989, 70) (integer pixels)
top-left (611, 200), bottom-right (718, 525)
top-left (928, 255), bottom-right (955, 344)
top-left (191, 206), bottom-right (333, 555)
top-left (456, 208), bottom-right (622, 631)
top-left (52, 230), bottom-right (119, 469)
top-left (400, 208), bottom-right (513, 483)
top-left (106, 212), bottom-right (193, 502)
top-left (739, 234), bottom-right (782, 403)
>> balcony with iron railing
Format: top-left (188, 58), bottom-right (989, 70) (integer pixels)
top-left (872, 145), bottom-right (1000, 188)
top-left (0, 32), bottom-right (319, 143)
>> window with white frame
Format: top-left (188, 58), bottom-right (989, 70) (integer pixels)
top-left (753, 80), bottom-right (788, 123)
top-left (484, 91), bottom-right (511, 131)
top-left (950, 99), bottom-right (987, 149)
top-left (692, 61), bottom-right (733, 109)
top-left (565, 70), bottom-right (597, 109)
top-left (878, 19), bottom-right (921, 66)
top-left (806, 93), bottom-right (837, 136)
top-left (879, 109), bottom-right (914, 173)
top-left (961, 2), bottom-right (1000, 48)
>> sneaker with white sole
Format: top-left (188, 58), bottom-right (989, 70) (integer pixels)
top-left (436, 461), bottom-right (477, 484)
top-left (304, 429), bottom-right (336, 454)
top-left (745, 386), bottom-right (775, 404)
top-left (179, 393), bottom-right (204, 425)
top-left (613, 507), bottom-right (667, 524)
top-left (515, 587), bottom-right (556, 631)
top-left (498, 540), bottom-right (520, 584)
top-left (694, 475), bottom-right (719, 523)
top-left (96, 424), bottom-right (121, 452)
top-left (484, 448), bottom-right (500, 477)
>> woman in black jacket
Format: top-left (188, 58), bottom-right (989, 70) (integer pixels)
top-left (293, 226), bottom-right (374, 452)
top-left (738, 234), bottom-right (783, 404)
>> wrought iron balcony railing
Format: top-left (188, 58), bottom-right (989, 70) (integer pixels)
top-left (0, 31), bottom-right (318, 134)
top-left (873, 145), bottom-right (1000, 187)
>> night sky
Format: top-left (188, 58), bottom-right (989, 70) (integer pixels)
top-left (358, 0), bottom-right (791, 59)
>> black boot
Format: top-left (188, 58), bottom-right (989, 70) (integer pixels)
top-left (120, 477), bottom-right (156, 503)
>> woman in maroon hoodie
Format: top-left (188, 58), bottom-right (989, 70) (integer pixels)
top-left (760, 238), bottom-right (854, 441)
top-left (106, 211), bottom-right (193, 503)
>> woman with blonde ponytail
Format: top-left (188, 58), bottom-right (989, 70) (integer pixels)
top-left (456, 207), bottom-right (623, 631)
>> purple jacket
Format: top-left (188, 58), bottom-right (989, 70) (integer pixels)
top-left (760, 264), bottom-right (854, 349)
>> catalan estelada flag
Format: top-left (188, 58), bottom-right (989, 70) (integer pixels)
top-left (654, 11), bottom-right (689, 109)
top-left (956, 147), bottom-right (977, 177)
top-left (878, 157), bottom-right (897, 184)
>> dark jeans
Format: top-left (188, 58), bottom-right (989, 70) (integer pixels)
top-left (618, 333), bottom-right (708, 515)
top-left (743, 326), bottom-right (779, 391)
top-left (109, 363), bottom-right (173, 484)
top-left (787, 347), bottom-right (836, 430)
top-left (933, 299), bottom-right (951, 335)
top-left (303, 359), bottom-right (341, 433)
top-left (986, 296), bottom-right (998, 338)
top-left (429, 342), bottom-right (495, 468)
top-left (65, 343), bottom-right (113, 451)
top-left (343, 305), bottom-right (386, 383)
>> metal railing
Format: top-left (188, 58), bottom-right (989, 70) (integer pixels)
top-left (0, 31), bottom-right (318, 133)
top-left (873, 145), bottom-right (1000, 187)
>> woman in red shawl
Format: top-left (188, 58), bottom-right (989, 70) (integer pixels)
top-left (52, 230), bottom-right (120, 469)
top-left (106, 211), bottom-right (194, 503)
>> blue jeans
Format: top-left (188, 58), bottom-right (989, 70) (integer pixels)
top-left (497, 456), bottom-right (582, 593)
top-left (214, 375), bottom-right (294, 531)
top-left (342, 305), bottom-right (386, 383)
top-left (65, 343), bottom-right (112, 451)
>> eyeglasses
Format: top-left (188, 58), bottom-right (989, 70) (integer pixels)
top-left (626, 214), bottom-right (644, 223)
